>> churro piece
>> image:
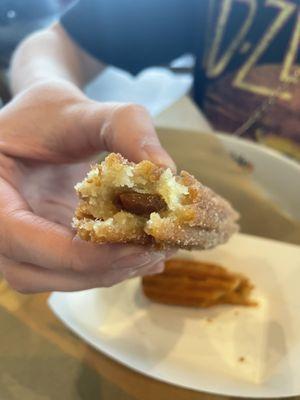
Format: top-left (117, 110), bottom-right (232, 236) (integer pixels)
top-left (142, 258), bottom-right (256, 307)
top-left (73, 153), bottom-right (239, 249)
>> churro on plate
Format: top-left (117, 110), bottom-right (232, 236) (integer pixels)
top-left (142, 258), bottom-right (256, 308)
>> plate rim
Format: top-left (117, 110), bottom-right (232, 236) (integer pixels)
top-left (48, 234), bottom-right (300, 398)
top-left (216, 131), bottom-right (300, 173)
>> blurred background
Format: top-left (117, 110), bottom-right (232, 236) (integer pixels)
top-left (0, 0), bottom-right (299, 163)
top-left (0, 0), bottom-right (194, 115)
top-left (0, 0), bottom-right (74, 105)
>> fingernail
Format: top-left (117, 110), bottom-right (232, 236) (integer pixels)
top-left (140, 261), bottom-right (165, 277)
top-left (145, 262), bottom-right (165, 275)
top-left (112, 252), bottom-right (165, 270)
top-left (127, 261), bottom-right (165, 278)
top-left (142, 145), bottom-right (177, 172)
top-left (150, 153), bottom-right (177, 173)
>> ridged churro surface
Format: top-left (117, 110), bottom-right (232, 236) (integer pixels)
top-left (142, 258), bottom-right (256, 307)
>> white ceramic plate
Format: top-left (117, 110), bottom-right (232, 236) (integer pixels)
top-left (49, 234), bottom-right (300, 398)
top-left (217, 133), bottom-right (300, 220)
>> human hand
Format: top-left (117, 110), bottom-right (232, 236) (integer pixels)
top-left (0, 80), bottom-right (176, 293)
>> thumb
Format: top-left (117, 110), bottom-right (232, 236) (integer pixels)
top-left (68, 101), bottom-right (176, 170)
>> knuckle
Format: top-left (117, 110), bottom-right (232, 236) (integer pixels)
top-left (103, 103), bottom-right (151, 149)
top-left (125, 103), bottom-right (147, 114)
top-left (114, 103), bottom-right (148, 119)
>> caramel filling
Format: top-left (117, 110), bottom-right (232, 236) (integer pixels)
top-left (115, 191), bottom-right (167, 216)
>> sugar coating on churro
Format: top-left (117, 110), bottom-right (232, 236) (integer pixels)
top-left (72, 153), bottom-right (239, 249)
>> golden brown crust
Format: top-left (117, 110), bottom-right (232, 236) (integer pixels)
top-left (72, 153), bottom-right (239, 249)
top-left (142, 259), bottom-right (256, 308)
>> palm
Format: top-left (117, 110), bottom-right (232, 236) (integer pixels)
top-left (18, 160), bottom-right (91, 227)
top-left (0, 83), bottom-right (101, 227)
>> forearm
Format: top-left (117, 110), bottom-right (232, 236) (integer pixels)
top-left (10, 23), bottom-right (103, 95)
